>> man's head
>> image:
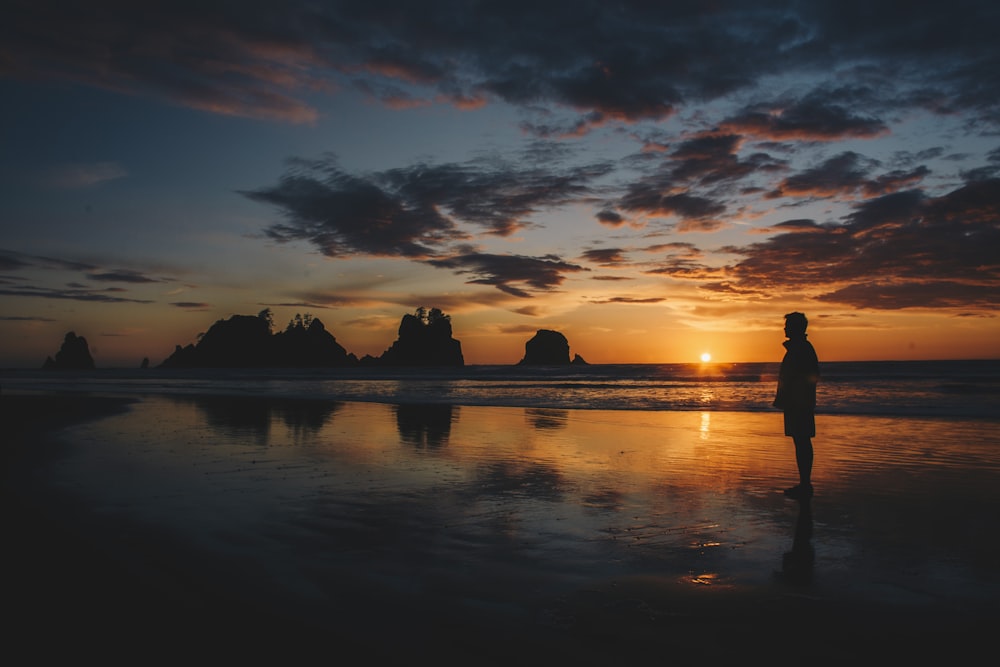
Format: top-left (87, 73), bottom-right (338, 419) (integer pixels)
top-left (784, 312), bottom-right (808, 337)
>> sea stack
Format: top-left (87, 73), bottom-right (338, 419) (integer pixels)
top-left (365, 307), bottom-right (464, 366)
top-left (42, 331), bottom-right (96, 370)
top-left (518, 329), bottom-right (586, 365)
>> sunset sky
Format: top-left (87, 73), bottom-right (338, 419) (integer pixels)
top-left (2, 1), bottom-right (999, 367)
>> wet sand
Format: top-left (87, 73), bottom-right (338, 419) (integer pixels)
top-left (3, 392), bottom-right (999, 662)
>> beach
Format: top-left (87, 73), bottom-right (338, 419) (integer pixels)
top-left (3, 390), bottom-right (999, 662)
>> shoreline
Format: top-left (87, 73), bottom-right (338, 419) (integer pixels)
top-left (4, 359), bottom-right (999, 421)
top-left (3, 392), bottom-right (998, 661)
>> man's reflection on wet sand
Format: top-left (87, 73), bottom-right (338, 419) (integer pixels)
top-left (778, 498), bottom-right (814, 587)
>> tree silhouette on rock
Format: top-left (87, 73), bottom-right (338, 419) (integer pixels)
top-left (271, 314), bottom-right (357, 367)
top-left (364, 307), bottom-right (464, 367)
top-left (160, 309), bottom-right (357, 368)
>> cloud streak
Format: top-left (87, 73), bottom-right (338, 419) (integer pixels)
top-left (426, 253), bottom-right (588, 298)
top-left (0, 250), bottom-right (170, 305)
top-left (0, 285), bottom-right (153, 304)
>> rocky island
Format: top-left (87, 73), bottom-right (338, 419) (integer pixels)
top-left (360, 307), bottom-right (464, 367)
top-left (41, 331), bottom-right (96, 370)
top-left (39, 312), bottom-right (588, 370)
top-left (518, 329), bottom-right (587, 365)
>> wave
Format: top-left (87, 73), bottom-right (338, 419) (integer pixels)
top-left (3, 360), bottom-right (998, 420)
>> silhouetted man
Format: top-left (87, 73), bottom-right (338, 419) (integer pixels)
top-left (773, 312), bottom-right (819, 499)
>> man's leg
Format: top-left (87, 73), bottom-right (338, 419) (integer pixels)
top-left (792, 436), bottom-right (813, 488)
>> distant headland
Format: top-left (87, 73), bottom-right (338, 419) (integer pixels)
top-left (40, 308), bottom-right (587, 369)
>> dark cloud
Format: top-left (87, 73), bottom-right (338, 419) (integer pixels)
top-left (0, 256), bottom-right (29, 272)
top-left (0, 315), bottom-right (56, 322)
top-left (0, 249), bottom-right (95, 273)
top-left (766, 152), bottom-right (931, 200)
top-left (602, 133), bottom-right (786, 229)
top-left (863, 166), bottom-right (931, 197)
top-left (513, 305), bottom-right (543, 316)
top-left (87, 269), bottom-right (162, 283)
top-left (642, 242), bottom-right (701, 254)
top-left (645, 259), bottom-right (718, 281)
top-left (244, 150), bottom-right (611, 258)
top-left (0, 285), bottom-right (152, 304)
top-left (426, 253), bottom-right (588, 298)
top-left (642, 242), bottom-right (718, 279)
top-left (0, 250), bottom-right (164, 304)
top-left (170, 302), bottom-right (211, 310)
top-left (1, 2), bottom-right (325, 123)
top-left (5, 2), bottom-right (998, 130)
top-left (670, 134), bottom-right (788, 186)
top-left (960, 165), bottom-right (1000, 182)
top-left (767, 151), bottom-right (875, 199)
top-left (675, 218), bottom-right (727, 233)
top-left (717, 178), bottom-right (1000, 309)
top-left (618, 190), bottom-right (726, 221)
top-left (959, 146), bottom-right (1000, 181)
top-left (596, 209), bottom-right (625, 227)
top-left (580, 248), bottom-right (629, 267)
top-left (266, 298), bottom-right (342, 309)
top-left (588, 296), bottom-right (665, 304)
top-left (246, 162), bottom-right (461, 258)
top-left (816, 281), bottom-right (998, 310)
top-left (751, 219), bottom-right (823, 234)
top-left (720, 94), bottom-right (888, 142)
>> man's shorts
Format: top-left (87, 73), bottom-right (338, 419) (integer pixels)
top-left (783, 410), bottom-right (816, 438)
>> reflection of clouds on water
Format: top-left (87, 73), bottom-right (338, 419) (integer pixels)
top-left (394, 403), bottom-right (456, 449)
top-left (178, 396), bottom-right (343, 444)
top-left (526, 408), bottom-right (569, 430)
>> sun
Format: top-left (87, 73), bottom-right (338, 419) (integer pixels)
top-left (700, 352), bottom-right (712, 363)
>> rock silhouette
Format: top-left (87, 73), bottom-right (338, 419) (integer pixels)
top-left (519, 329), bottom-right (587, 365)
top-left (159, 310), bottom-right (357, 368)
top-left (42, 332), bottom-right (96, 370)
top-left (271, 315), bottom-right (359, 367)
top-left (362, 307), bottom-right (464, 367)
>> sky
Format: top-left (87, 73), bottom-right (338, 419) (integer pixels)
top-left (2, 0), bottom-right (999, 367)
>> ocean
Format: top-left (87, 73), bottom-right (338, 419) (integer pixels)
top-left (4, 359), bottom-right (998, 419)
top-left (5, 358), bottom-right (1000, 655)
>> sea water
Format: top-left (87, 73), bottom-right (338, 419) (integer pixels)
top-left (3, 359), bottom-right (998, 419)
top-left (5, 359), bottom-right (1000, 630)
